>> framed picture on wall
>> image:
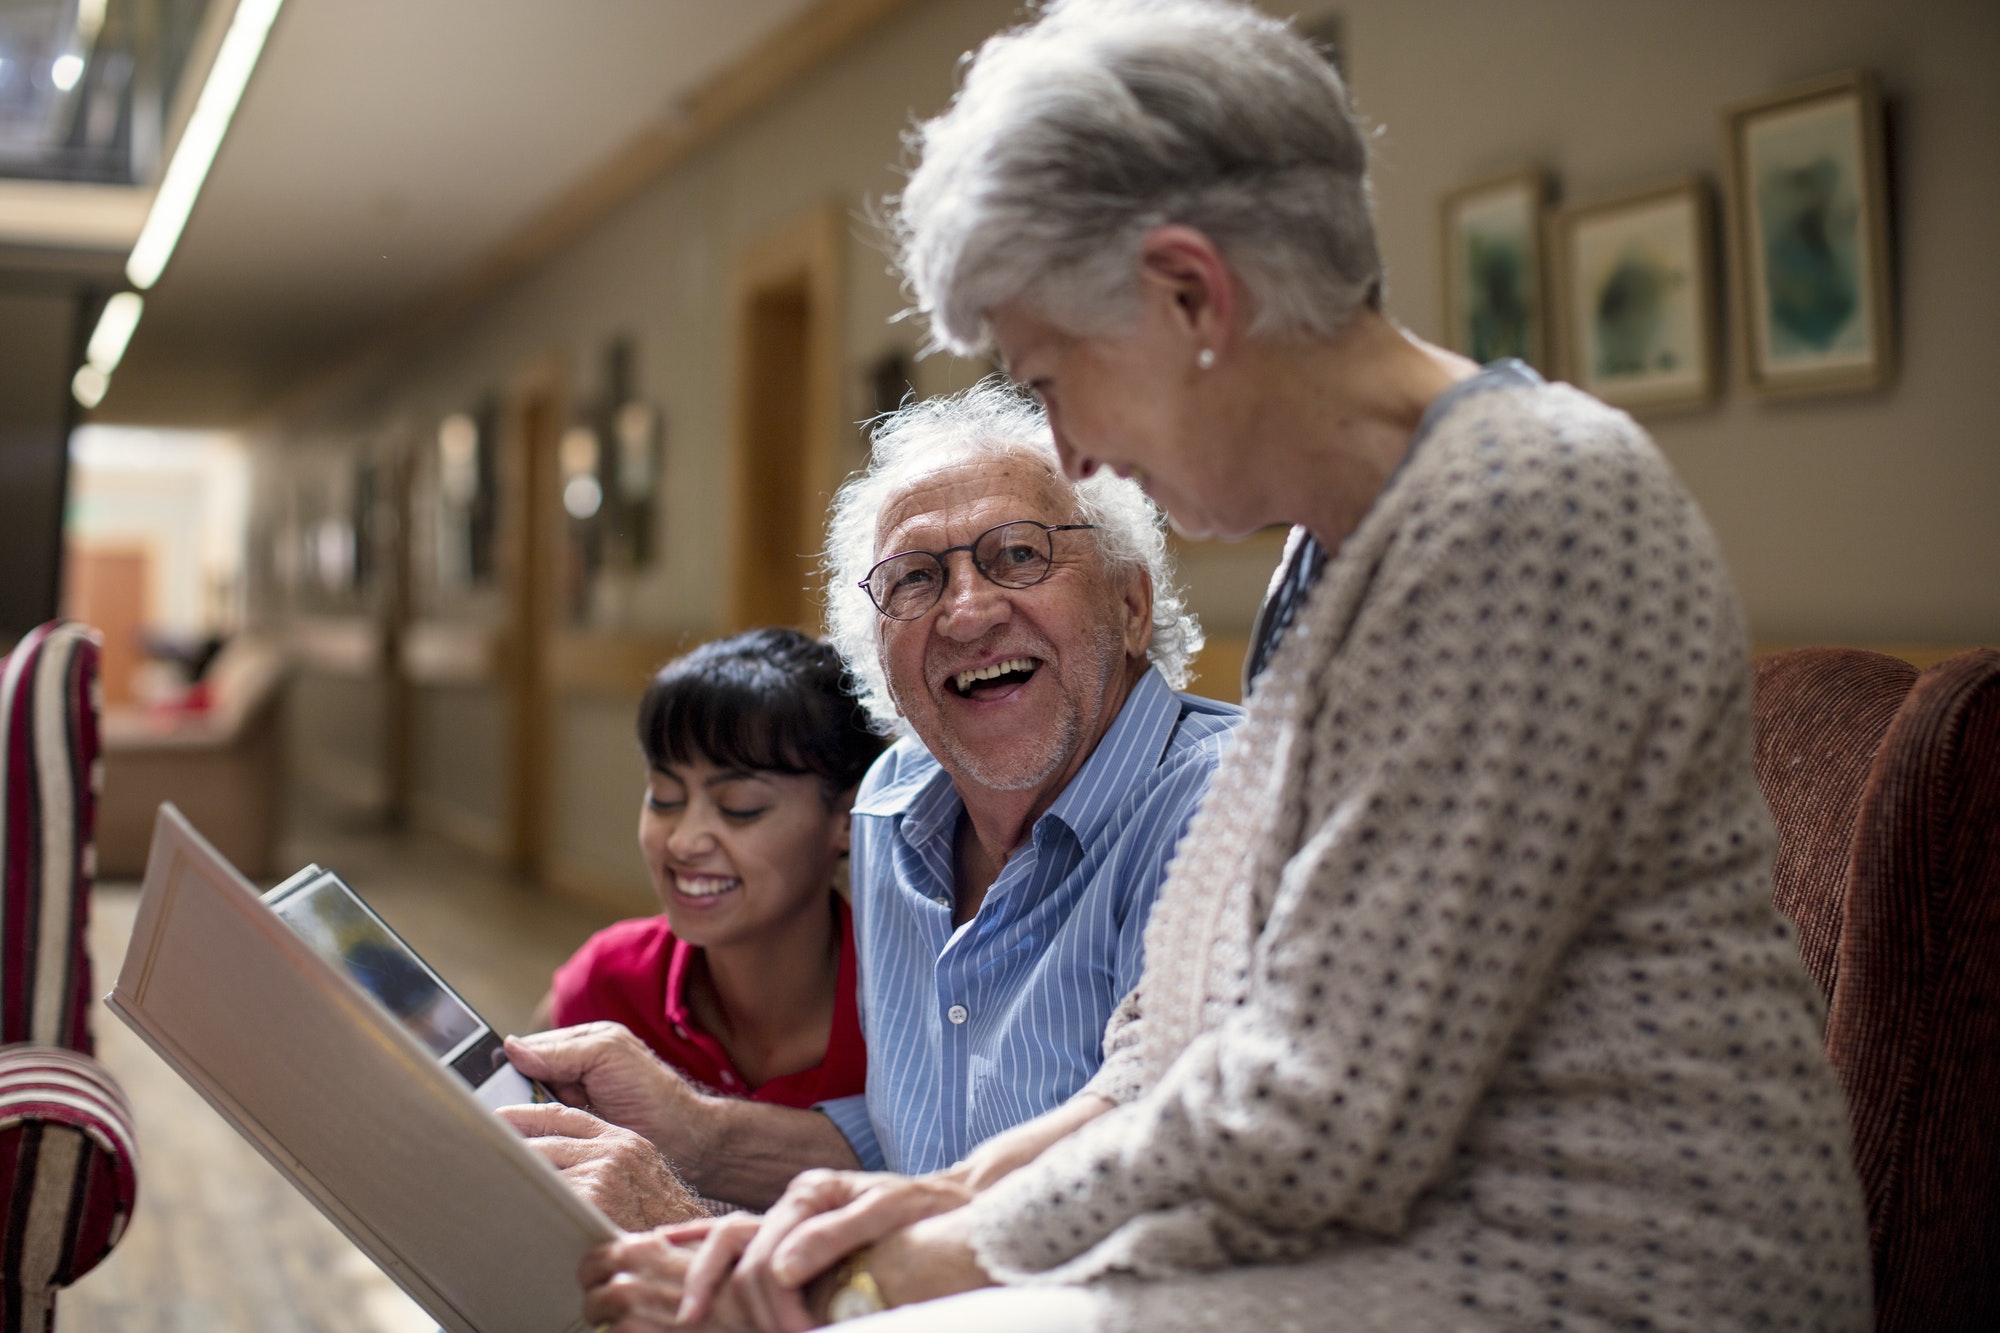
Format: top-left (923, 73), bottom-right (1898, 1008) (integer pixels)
top-left (1440, 169), bottom-right (1550, 371)
top-left (1551, 176), bottom-right (1718, 414)
top-left (1722, 71), bottom-right (1894, 396)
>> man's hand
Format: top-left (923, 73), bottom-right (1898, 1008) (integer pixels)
top-left (680, 1169), bottom-right (974, 1328)
top-left (505, 1023), bottom-right (713, 1159)
top-left (498, 1102), bottom-right (708, 1232)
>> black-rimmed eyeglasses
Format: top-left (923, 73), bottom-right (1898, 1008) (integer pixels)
top-left (859, 520), bottom-right (1100, 621)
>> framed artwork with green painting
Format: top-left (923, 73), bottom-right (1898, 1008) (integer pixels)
top-left (1441, 170), bottom-right (1549, 371)
top-left (1552, 177), bottom-right (1718, 415)
top-left (1723, 71), bottom-right (1894, 396)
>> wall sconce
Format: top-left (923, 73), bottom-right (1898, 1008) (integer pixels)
top-left (560, 423), bottom-right (604, 521)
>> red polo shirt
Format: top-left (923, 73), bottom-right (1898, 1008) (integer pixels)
top-left (548, 898), bottom-right (866, 1108)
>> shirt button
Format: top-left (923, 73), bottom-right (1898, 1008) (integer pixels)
top-left (946, 1004), bottom-right (968, 1025)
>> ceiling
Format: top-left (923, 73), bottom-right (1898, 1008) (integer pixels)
top-left (73, 0), bottom-right (825, 427)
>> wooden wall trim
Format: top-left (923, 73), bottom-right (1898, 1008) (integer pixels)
top-left (258, 0), bottom-right (921, 431)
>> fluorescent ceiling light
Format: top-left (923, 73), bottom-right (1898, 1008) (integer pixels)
top-left (51, 53), bottom-right (83, 90)
top-left (86, 291), bottom-right (144, 373)
top-left (77, 0), bottom-right (108, 44)
top-left (125, 0), bottom-right (283, 290)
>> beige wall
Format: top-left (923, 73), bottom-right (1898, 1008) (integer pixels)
top-left (261, 0), bottom-right (1999, 889)
top-left (1309, 0), bottom-right (1998, 643)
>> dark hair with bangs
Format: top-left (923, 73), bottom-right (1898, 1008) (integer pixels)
top-left (637, 628), bottom-right (885, 800)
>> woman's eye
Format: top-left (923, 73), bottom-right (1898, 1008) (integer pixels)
top-left (892, 565), bottom-right (935, 591)
top-left (720, 806), bottom-right (768, 822)
top-left (646, 796), bottom-right (684, 812)
top-left (996, 543), bottom-right (1039, 567)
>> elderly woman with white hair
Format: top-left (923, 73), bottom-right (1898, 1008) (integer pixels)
top-left (605, 1), bottom-right (1874, 1329)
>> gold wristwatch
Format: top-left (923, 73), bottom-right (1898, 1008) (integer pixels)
top-left (826, 1246), bottom-right (888, 1322)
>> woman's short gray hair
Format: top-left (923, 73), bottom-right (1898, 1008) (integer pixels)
top-left (893, 0), bottom-right (1380, 355)
top-left (824, 380), bottom-right (1203, 731)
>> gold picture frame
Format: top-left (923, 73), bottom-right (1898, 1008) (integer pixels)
top-left (1440, 169), bottom-right (1551, 372)
top-left (1722, 70), bottom-right (1894, 397)
top-left (1550, 175), bottom-right (1719, 415)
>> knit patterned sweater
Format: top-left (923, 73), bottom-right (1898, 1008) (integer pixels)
top-left (961, 375), bottom-right (1872, 1331)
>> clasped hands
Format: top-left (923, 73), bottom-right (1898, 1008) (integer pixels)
top-left (494, 1022), bottom-right (994, 1330)
top-left (587, 1169), bottom-right (986, 1331)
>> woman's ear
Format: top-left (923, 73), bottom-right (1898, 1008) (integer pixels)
top-left (1137, 224), bottom-right (1239, 356)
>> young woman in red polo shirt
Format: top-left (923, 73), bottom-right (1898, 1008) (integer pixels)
top-left (538, 628), bottom-right (885, 1108)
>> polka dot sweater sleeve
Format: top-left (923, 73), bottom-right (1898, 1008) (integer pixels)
top-left (962, 383), bottom-right (1871, 1330)
top-left (1078, 986), bottom-right (1149, 1106)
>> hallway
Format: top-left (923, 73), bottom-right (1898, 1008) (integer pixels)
top-left (67, 816), bottom-right (629, 1331)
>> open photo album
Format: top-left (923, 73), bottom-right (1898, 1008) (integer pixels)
top-left (108, 803), bottom-right (613, 1333)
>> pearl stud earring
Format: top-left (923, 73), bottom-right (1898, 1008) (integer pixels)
top-left (1196, 348), bottom-right (1217, 370)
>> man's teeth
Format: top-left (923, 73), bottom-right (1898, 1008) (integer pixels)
top-left (955, 658), bottom-right (1036, 694)
top-left (676, 875), bottom-right (740, 899)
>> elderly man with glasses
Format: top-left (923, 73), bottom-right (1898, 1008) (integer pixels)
top-left (501, 384), bottom-right (1239, 1255)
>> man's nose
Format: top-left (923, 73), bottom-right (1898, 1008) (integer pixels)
top-left (933, 550), bottom-right (1009, 641)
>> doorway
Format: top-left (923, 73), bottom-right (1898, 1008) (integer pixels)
top-left (728, 205), bottom-right (843, 632)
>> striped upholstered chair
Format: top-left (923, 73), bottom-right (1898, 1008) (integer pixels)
top-left (0, 623), bottom-right (140, 1330)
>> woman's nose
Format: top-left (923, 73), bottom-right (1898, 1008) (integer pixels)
top-left (663, 808), bottom-right (716, 858)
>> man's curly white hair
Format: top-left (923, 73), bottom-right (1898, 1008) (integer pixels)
top-left (823, 380), bottom-right (1202, 732)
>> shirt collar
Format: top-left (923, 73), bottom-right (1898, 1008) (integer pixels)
top-left (664, 931), bottom-right (699, 1028)
top-left (853, 665), bottom-right (1180, 853)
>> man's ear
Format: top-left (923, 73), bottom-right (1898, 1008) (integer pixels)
top-left (1136, 224), bottom-right (1239, 360)
top-left (1120, 563), bottom-right (1155, 661)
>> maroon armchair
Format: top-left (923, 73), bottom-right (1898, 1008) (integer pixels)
top-left (0, 622), bottom-right (140, 1330)
top-left (1753, 647), bottom-right (2000, 1332)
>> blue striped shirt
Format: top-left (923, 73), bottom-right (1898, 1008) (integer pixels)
top-left (817, 668), bottom-right (1241, 1174)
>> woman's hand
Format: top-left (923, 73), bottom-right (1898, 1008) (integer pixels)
top-left (679, 1169), bottom-right (974, 1329)
top-left (580, 1221), bottom-right (759, 1331)
top-left (865, 1205), bottom-right (992, 1309)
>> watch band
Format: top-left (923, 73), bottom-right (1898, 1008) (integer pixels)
top-left (827, 1246), bottom-right (888, 1322)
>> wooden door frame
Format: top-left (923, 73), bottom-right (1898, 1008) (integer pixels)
top-left (727, 202), bottom-right (844, 632)
top-left (498, 352), bottom-right (569, 878)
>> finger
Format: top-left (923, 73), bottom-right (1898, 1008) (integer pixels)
top-left (583, 1270), bottom-right (676, 1329)
top-left (579, 1237), bottom-right (626, 1290)
top-left (728, 1177), bottom-right (866, 1332)
top-left (734, 1171), bottom-right (871, 1291)
top-left (675, 1216), bottom-right (763, 1324)
top-left (505, 1024), bottom-right (626, 1080)
top-left (495, 1102), bottom-right (611, 1138)
top-left (724, 1262), bottom-right (813, 1333)
top-left (770, 1183), bottom-right (961, 1287)
top-left (656, 1215), bottom-right (728, 1245)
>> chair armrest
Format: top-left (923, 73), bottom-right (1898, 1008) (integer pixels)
top-left (0, 1045), bottom-right (139, 1325)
